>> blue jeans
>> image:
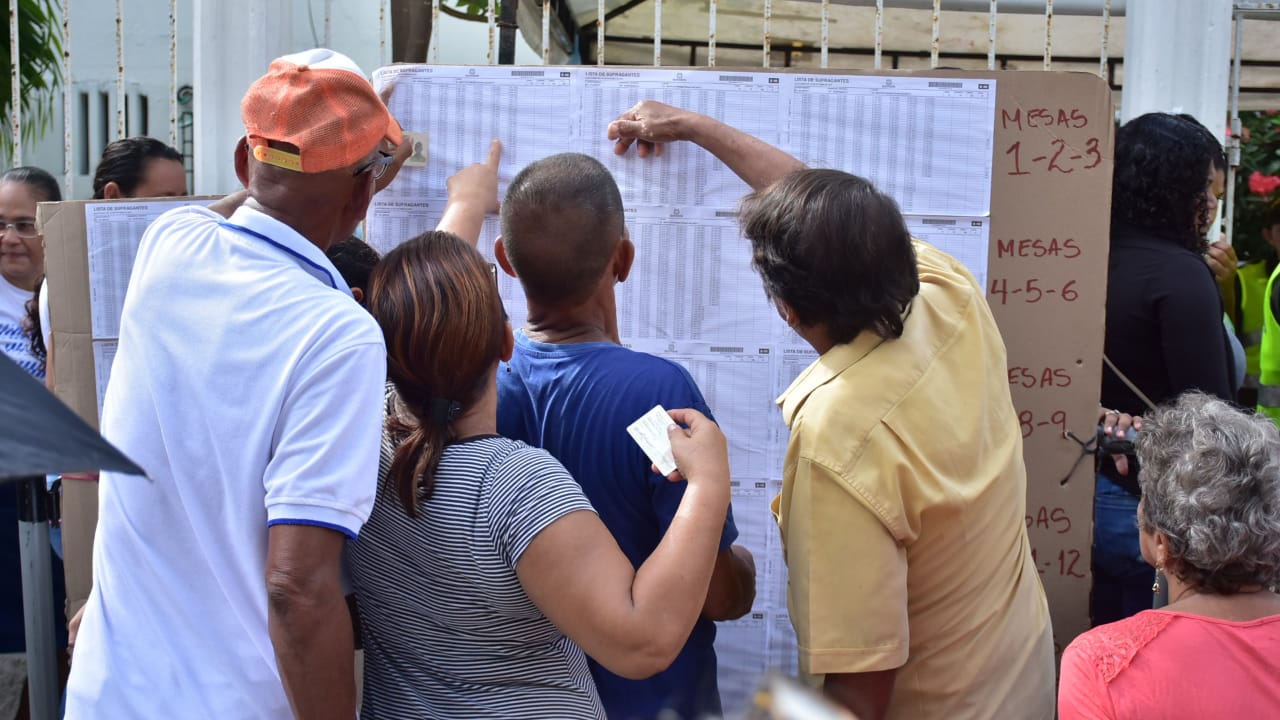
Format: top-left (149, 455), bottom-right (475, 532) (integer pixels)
top-left (1090, 473), bottom-right (1153, 626)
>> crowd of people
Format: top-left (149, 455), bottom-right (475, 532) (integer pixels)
top-left (0, 45), bottom-right (1277, 720)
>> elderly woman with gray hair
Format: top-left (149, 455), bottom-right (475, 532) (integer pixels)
top-left (1059, 392), bottom-right (1280, 718)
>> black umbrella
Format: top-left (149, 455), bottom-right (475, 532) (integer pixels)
top-left (0, 352), bottom-right (144, 480)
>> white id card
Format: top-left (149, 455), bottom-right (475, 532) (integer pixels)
top-left (627, 404), bottom-right (678, 477)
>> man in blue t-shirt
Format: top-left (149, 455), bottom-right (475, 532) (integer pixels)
top-left (494, 152), bottom-right (755, 719)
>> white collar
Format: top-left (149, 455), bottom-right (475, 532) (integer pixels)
top-left (223, 206), bottom-right (352, 295)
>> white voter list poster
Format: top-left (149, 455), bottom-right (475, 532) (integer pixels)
top-left (368, 65), bottom-right (996, 716)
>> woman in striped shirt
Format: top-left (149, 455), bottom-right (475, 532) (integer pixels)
top-left (346, 231), bottom-right (733, 719)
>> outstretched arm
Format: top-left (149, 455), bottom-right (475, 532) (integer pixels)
top-left (607, 100), bottom-right (806, 191)
top-left (438, 139), bottom-right (503, 245)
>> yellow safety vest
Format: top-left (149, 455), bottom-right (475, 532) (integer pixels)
top-left (1257, 263), bottom-right (1280, 423)
top-left (1237, 260), bottom-right (1269, 389)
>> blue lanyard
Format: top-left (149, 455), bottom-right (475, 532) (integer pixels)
top-left (218, 221), bottom-right (339, 290)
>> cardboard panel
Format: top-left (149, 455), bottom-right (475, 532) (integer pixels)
top-left (40, 199), bottom-right (97, 610)
top-left (987, 72), bottom-right (1112, 649)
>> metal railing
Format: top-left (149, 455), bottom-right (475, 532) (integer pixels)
top-left (7, 3), bottom-right (1280, 239)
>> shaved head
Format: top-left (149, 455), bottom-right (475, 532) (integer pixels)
top-left (500, 153), bottom-right (625, 308)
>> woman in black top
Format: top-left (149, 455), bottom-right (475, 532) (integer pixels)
top-left (1093, 113), bottom-right (1235, 627)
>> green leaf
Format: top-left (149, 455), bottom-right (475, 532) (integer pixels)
top-left (0, 0), bottom-right (64, 155)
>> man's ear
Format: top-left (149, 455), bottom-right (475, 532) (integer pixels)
top-left (774, 298), bottom-right (797, 327)
top-left (234, 138), bottom-right (251, 187)
top-left (502, 321), bottom-right (515, 362)
top-left (494, 236), bottom-right (517, 277)
top-left (613, 229), bottom-right (635, 283)
top-left (344, 172), bottom-right (377, 231)
top-left (351, 287), bottom-right (365, 305)
top-left (102, 182), bottom-right (123, 200)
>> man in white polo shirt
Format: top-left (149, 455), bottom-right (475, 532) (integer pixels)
top-left (65, 49), bottom-right (498, 719)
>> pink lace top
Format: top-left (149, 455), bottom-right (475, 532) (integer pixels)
top-left (1058, 609), bottom-right (1280, 719)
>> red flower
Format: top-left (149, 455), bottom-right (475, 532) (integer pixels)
top-left (1249, 171), bottom-right (1280, 196)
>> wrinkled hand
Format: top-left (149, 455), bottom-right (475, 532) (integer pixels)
top-left (446, 139), bottom-right (502, 214)
top-left (607, 101), bottom-right (696, 158)
top-left (657, 408), bottom-right (730, 490)
top-left (1098, 406), bottom-right (1142, 476)
top-left (1206, 236), bottom-right (1238, 285)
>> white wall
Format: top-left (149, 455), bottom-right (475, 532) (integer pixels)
top-left (191, 0), bottom-right (540, 193)
top-left (8, 0), bottom-right (196, 198)
top-left (6, 0), bottom-right (542, 196)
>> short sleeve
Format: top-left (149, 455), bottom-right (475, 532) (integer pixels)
top-left (489, 447), bottom-right (596, 569)
top-left (786, 456), bottom-right (909, 676)
top-left (648, 362), bottom-right (738, 551)
top-left (263, 340), bottom-right (387, 538)
top-left (1058, 639), bottom-right (1117, 720)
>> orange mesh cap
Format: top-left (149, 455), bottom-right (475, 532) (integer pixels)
top-left (241, 48), bottom-right (403, 174)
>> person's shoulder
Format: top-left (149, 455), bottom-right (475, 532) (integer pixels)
top-left (495, 440), bottom-right (572, 480)
top-left (315, 299), bottom-right (383, 349)
top-left (912, 240), bottom-right (983, 305)
top-left (1145, 249), bottom-right (1218, 298)
top-left (275, 291), bottom-right (384, 373)
top-left (625, 347), bottom-right (701, 384)
top-left (521, 340), bottom-right (704, 397)
top-left (148, 203), bottom-right (223, 234)
top-left (485, 439), bottom-right (582, 504)
top-left (136, 203), bottom-right (221, 256)
top-left (1063, 611), bottom-right (1175, 684)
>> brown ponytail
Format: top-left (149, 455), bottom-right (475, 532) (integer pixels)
top-left (368, 231), bottom-right (506, 516)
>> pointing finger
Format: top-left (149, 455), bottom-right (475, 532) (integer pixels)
top-left (486, 139), bottom-right (503, 168)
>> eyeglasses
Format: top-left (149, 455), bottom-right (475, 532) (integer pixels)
top-left (354, 151), bottom-right (395, 181)
top-left (0, 220), bottom-right (39, 239)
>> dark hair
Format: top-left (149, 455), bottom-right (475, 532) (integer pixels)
top-left (367, 231), bottom-right (506, 516)
top-left (23, 275), bottom-right (46, 375)
top-left (1176, 114), bottom-right (1227, 171)
top-left (738, 169), bottom-right (919, 343)
top-left (1112, 113), bottom-right (1219, 252)
top-left (1, 166), bottom-right (62, 203)
top-left (500, 153), bottom-right (625, 308)
top-left (92, 137), bottom-right (184, 199)
top-left (325, 236), bottom-right (381, 295)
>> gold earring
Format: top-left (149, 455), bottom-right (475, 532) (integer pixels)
top-left (1152, 566), bottom-right (1163, 595)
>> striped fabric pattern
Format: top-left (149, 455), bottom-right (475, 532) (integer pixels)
top-left (1, 316), bottom-right (41, 379)
top-left (348, 431), bottom-right (604, 719)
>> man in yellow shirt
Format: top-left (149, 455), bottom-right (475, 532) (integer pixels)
top-left (608, 102), bottom-right (1055, 720)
